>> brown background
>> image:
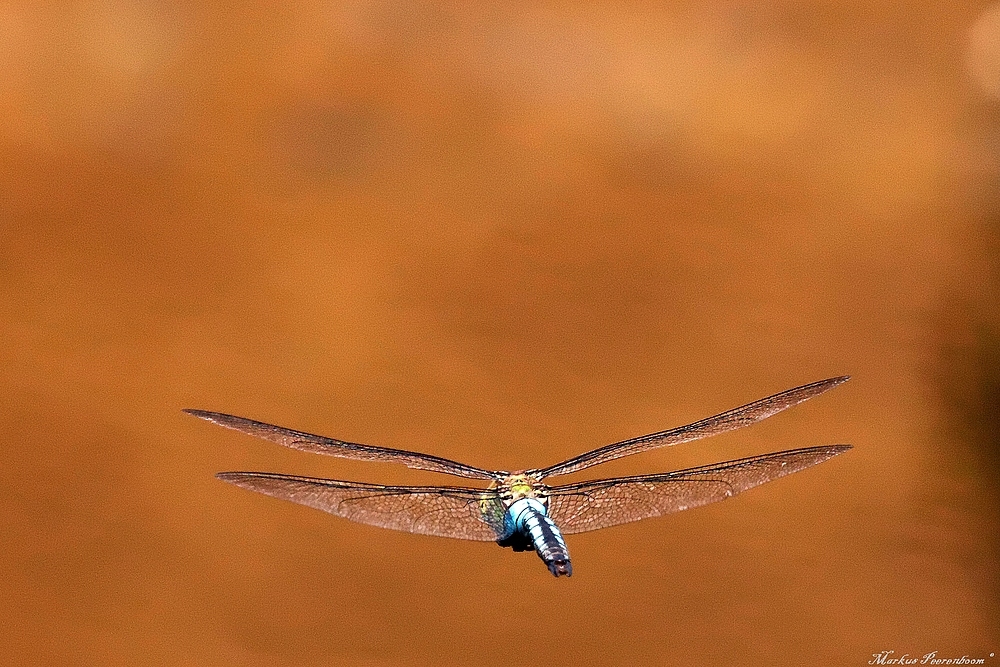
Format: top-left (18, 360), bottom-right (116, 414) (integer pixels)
top-left (2, 1), bottom-right (998, 665)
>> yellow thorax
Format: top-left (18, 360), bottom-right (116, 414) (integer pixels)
top-left (502, 473), bottom-right (541, 501)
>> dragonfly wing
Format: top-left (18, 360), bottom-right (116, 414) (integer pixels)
top-left (533, 376), bottom-right (848, 479)
top-left (217, 472), bottom-right (507, 541)
top-left (545, 444), bottom-right (851, 534)
top-left (187, 410), bottom-right (497, 481)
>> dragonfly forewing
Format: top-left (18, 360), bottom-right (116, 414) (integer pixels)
top-left (187, 410), bottom-right (498, 481)
top-left (545, 444), bottom-right (851, 534)
top-left (532, 376), bottom-right (849, 479)
top-left (216, 473), bottom-right (508, 541)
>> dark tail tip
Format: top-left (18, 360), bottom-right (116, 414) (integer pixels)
top-left (548, 560), bottom-right (573, 577)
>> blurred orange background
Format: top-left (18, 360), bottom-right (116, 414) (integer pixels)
top-left (2, 1), bottom-right (998, 665)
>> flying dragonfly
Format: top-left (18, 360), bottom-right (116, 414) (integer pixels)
top-left (187, 376), bottom-right (851, 577)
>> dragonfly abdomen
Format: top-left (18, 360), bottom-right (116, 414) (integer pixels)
top-left (505, 498), bottom-right (572, 577)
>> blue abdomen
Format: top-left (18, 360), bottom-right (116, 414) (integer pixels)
top-left (503, 498), bottom-right (572, 577)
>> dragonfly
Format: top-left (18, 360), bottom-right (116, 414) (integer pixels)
top-left (187, 376), bottom-right (851, 577)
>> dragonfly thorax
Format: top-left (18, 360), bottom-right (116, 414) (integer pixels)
top-left (496, 472), bottom-right (546, 507)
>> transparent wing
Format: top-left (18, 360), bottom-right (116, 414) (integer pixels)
top-left (533, 376), bottom-right (849, 479)
top-left (186, 410), bottom-right (498, 481)
top-left (545, 444), bottom-right (851, 534)
top-left (217, 472), bottom-right (507, 541)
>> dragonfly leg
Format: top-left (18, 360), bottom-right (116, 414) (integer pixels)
top-left (497, 532), bottom-right (534, 552)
